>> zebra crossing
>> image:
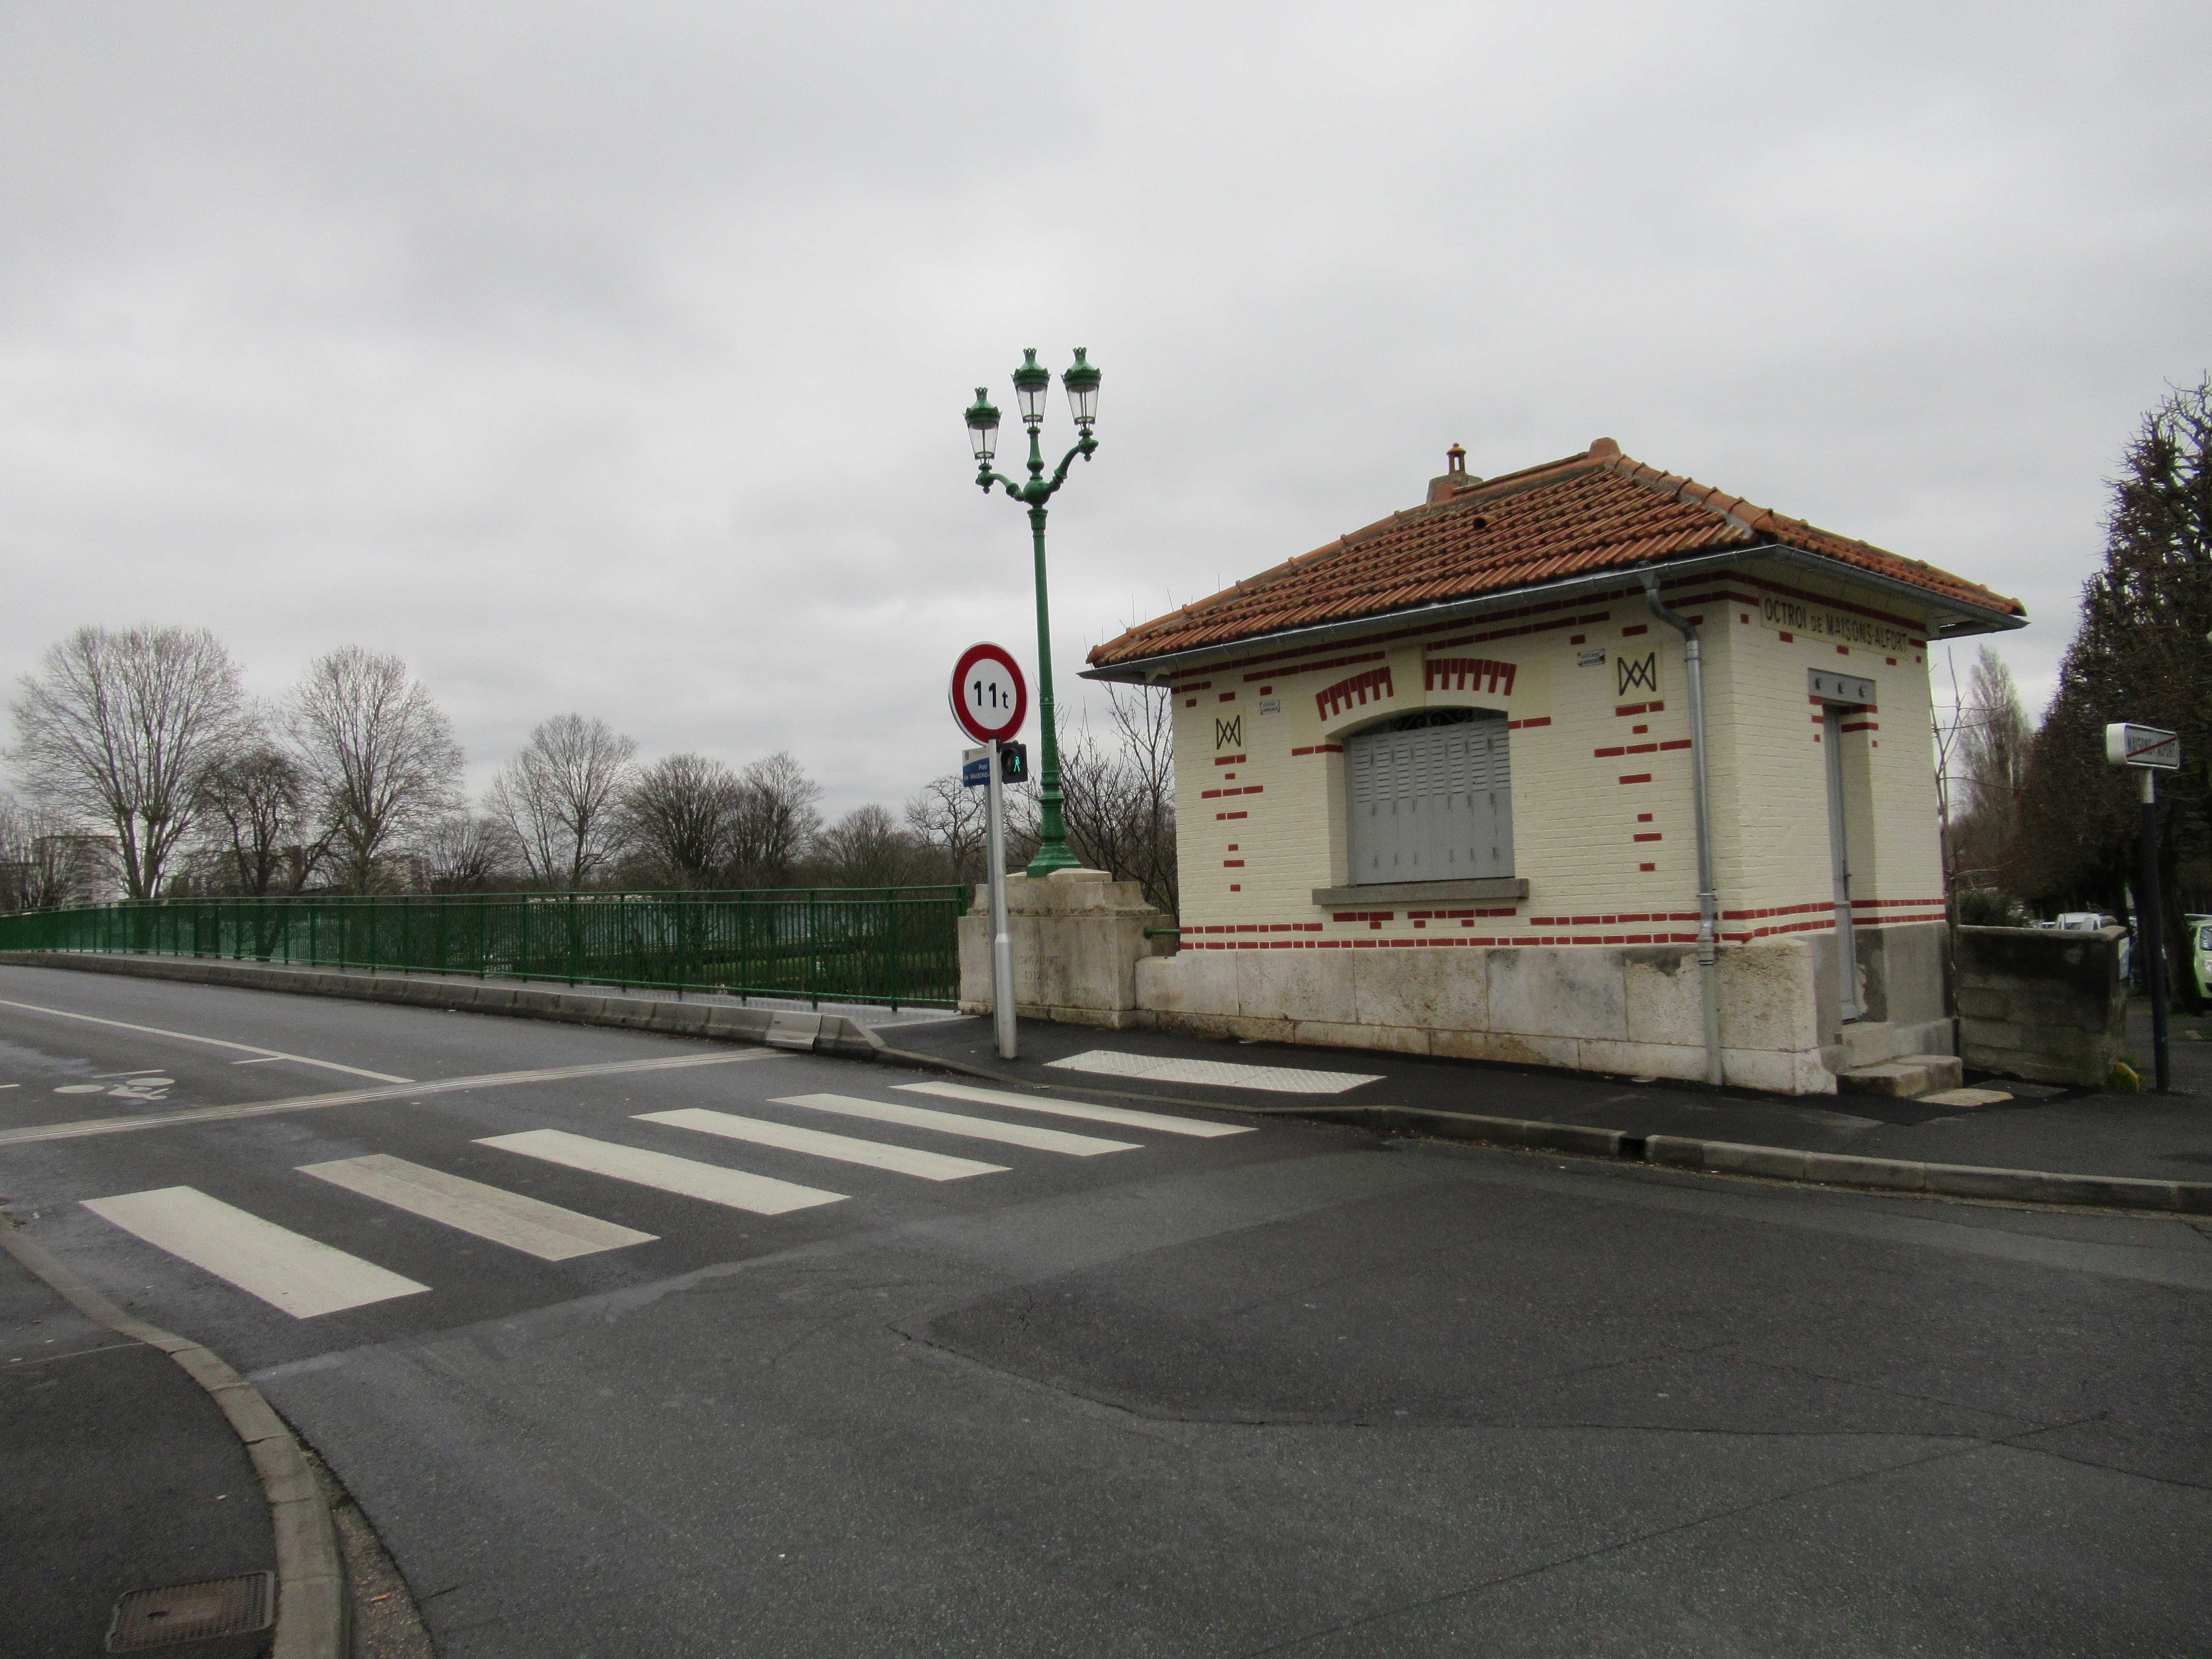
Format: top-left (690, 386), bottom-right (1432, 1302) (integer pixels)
top-left (71, 1082), bottom-right (1257, 1319)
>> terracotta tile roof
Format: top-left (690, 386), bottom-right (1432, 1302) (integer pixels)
top-left (1087, 439), bottom-right (2024, 669)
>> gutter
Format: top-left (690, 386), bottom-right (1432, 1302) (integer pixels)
top-left (1082, 544), bottom-right (2025, 684)
top-left (1642, 571), bottom-right (1725, 1087)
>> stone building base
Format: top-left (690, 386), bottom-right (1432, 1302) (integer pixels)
top-left (958, 888), bottom-right (1961, 1094)
top-left (1135, 938), bottom-right (1869, 1092)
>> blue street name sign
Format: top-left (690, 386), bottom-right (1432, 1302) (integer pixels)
top-left (962, 747), bottom-right (991, 789)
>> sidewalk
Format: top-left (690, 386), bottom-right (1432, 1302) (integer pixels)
top-left (878, 1009), bottom-right (2212, 1192)
top-left (0, 1233), bottom-right (276, 1659)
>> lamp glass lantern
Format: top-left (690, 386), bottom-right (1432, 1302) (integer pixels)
top-left (1062, 347), bottom-right (1100, 428)
top-left (964, 389), bottom-right (1001, 461)
top-left (1012, 347), bottom-right (1051, 427)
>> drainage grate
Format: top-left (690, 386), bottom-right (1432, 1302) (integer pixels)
top-left (107, 1572), bottom-right (275, 1651)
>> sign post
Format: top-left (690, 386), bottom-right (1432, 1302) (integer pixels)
top-left (952, 644), bottom-right (1029, 1061)
top-left (2106, 723), bottom-right (2180, 1091)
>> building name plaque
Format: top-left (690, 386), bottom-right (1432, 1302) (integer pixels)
top-left (1760, 595), bottom-right (1916, 654)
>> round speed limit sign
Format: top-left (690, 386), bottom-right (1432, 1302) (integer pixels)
top-left (950, 642), bottom-right (1028, 744)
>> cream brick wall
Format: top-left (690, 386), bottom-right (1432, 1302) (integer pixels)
top-left (1700, 560), bottom-right (1946, 937)
top-left (1161, 561), bottom-right (1948, 975)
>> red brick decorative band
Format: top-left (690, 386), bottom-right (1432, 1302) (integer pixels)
top-left (1316, 667), bottom-right (1394, 721)
top-left (1423, 656), bottom-right (1518, 696)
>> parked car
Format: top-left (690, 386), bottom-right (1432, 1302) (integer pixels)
top-left (2195, 921), bottom-right (2212, 1005)
top-left (2053, 911), bottom-right (2114, 930)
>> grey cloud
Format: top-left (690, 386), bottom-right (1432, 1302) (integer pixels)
top-left (2, 0), bottom-right (2207, 812)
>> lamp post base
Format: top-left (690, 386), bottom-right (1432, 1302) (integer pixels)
top-left (1023, 839), bottom-right (1086, 879)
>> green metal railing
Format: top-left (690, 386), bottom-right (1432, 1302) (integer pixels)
top-left (0, 887), bottom-right (971, 1010)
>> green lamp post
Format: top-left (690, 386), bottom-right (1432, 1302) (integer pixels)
top-left (964, 346), bottom-right (1101, 878)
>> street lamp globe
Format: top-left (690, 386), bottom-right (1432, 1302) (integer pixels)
top-left (1062, 348), bottom-right (1100, 428)
top-left (1012, 347), bottom-right (1052, 427)
top-left (964, 388), bottom-right (1001, 461)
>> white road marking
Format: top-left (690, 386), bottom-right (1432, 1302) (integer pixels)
top-left (1043, 1050), bottom-right (1381, 1095)
top-left (0, 996), bottom-right (411, 1083)
top-left (232, 1057), bottom-right (287, 1066)
top-left (897, 1080), bottom-right (1255, 1138)
top-left (94, 1068), bottom-right (169, 1079)
top-left (772, 1092), bottom-right (1138, 1156)
top-left (80, 1187), bottom-right (430, 1318)
top-left (0, 1050), bottom-right (782, 1146)
top-left (298, 1155), bottom-right (656, 1260)
top-left (478, 1129), bottom-right (846, 1214)
top-left (637, 1109), bottom-right (1008, 1181)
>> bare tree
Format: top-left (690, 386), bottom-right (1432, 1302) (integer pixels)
top-left (618, 753), bottom-right (744, 887)
top-left (0, 794), bottom-right (111, 911)
top-left (1940, 644), bottom-right (2032, 919)
top-left (905, 775), bottom-right (988, 884)
top-left (727, 751), bottom-right (822, 888)
top-left (486, 713), bottom-right (637, 889)
top-left (1059, 682), bottom-right (1178, 914)
top-left (1960, 647), bottom-right (2030, 831)
top-left (423, 812), bottom-right (521, 892)
top-left (194, 742), bottom-right (329, 895)
top-left (287, 646), bottom-right (465, 894)
top-left (810, 802), bottom-right (931, 887)
top-left (8, 625), bottom-right (250, 899)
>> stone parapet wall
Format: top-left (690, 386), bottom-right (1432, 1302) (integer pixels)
top-left (1955, 924), bottom-right (2128, 1086)
top-left (955, 871), bottom-right (1175, 1029)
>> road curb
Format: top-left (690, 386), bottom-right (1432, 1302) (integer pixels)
top-left (871, 1049), bottom-right (2212, 1215)
top-left (0, 949), bottom-right (888, 1060)
top-left (0, 1218), bottom-right (348, 1659)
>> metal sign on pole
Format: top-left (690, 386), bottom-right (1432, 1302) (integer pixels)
top-left (952, 644), bottom-right (1028, 1061)
top-left (2107, 722), bottom-right (2179, 1091)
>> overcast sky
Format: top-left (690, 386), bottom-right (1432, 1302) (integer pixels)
top-left (3, 1), bottom-right (2207, 818)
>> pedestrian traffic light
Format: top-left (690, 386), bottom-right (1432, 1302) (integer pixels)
top-left (998, 742), bottom-right (1028, 783)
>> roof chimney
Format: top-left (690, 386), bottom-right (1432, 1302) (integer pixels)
top-left (1427, 443), bottom-right (1480, 506)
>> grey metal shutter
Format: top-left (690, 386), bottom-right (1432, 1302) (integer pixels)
top-left (1347, 715), bottom-right (1512, 884)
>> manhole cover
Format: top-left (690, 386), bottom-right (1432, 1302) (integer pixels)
top-left (107, 1572), bottom-right (274, 1651)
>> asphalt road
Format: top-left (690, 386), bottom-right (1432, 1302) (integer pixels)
top-left (3, 963), bottom-right (2208, 1658)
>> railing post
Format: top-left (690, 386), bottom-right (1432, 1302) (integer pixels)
top-left (882, 892), bottom-right (894, 1012)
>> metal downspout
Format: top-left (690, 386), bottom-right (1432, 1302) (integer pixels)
top-left (1642, 572), bottom-right (1723, 1086)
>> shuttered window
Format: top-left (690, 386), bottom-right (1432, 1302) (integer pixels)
top-left (1346, 711), bottom-right (1513, 884)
